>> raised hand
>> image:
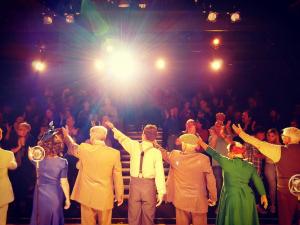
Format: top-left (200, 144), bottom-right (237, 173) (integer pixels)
top-left (6, 123), bottom-right (12, 132)
top-left (209, 128), bottom-right (218, 138)
top-left (62, 126), bottom-right (69, 137)
top-left (232, 124), bottom-right (243, 135)
top-left (104, 121), bottom-right (114, 129)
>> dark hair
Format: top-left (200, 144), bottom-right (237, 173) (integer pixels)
top-left (38, 128), bottom-right (64, 157)
top-left (143, 124), bottom-right (158, 142)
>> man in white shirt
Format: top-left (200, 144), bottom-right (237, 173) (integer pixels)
top-left (105, 121), bottom-right (166, 225)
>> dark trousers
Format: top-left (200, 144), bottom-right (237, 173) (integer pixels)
top-left (128, 177), bottom-right (156, 225)
top-left (277, 190), bottom-right (299, 225)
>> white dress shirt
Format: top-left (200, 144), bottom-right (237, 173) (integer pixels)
top-left (112, 128), bottom-right (166, 197)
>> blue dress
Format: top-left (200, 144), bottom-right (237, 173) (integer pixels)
top-left (30, 157), bottom-right (68, 225)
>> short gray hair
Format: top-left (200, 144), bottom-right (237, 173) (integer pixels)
top-left (90, 126), bottom-right (107, 141)
top-left (282, 127), bottom-right (300, 144)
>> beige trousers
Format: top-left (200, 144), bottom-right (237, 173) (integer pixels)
top-left (0, 204), bottom-right (8, 225)
top-left (176, 208), bottom-right (207, 225)
top-left (81, 204), bottom-right (112, 225)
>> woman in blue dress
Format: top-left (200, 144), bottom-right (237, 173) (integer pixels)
top-left (29, 128), bottom-right (70, 225)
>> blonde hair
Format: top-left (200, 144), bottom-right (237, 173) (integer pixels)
top-left (282, 127), bottom-right (300, 144)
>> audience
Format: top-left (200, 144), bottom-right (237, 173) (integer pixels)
top-left (0, 84), bottom-right (299, 222)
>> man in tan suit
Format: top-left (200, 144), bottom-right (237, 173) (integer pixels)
top-left (155, 134), bottom-right (217, 225)
top-left (0, 128), bottom-right (18, 225)
top-left (63, 125), bottom-right (124, 225)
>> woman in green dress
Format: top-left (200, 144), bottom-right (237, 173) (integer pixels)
top-left (198, 136), bottom-right (268, 225)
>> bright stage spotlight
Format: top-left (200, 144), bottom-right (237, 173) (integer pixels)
top-left (155, 58), bottom-right (166, 70)
top-left (94, 59), bottom-right (105, 71)
top-left (230, 12), bottom-right (241, 23)
top-left (32, 60), bottom-right (46, 73)
top-left (212, 38), bottom-right (221, 48)
top-left (106, 45), bottom-right (114, 53)
top-left (210, 59), bottom-right (223, 71)
top-left (118, 0), bottom-right (130, 8)
top-left (207, 11), bottom-right (217, 22)
top-left (108, 50), bottom-right (138, 79)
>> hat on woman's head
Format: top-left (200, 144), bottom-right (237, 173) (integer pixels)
top-left (227, 142), bottom-right (246, 154)
top-left (38, 121), bottom-right (64, 156)
top-left (39, 121), bottom-right (57, 142)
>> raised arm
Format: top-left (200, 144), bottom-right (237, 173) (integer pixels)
top-left (62, 127), bottom-right (80, 158)
top-left (105, 121), bottom-right (135, 154)
top-left (198, 137), bottom-right (231, 170)
top-left (153, 140), bottom-right (171, 164)
top-left (232, 124), bottom-right (281, 163)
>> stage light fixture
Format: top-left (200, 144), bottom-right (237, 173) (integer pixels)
top-left (32, 60), bottom-right (46, 73)
top-left (211, 38), bottom-right (221, 49)
top-left (108, 50), bottom-right (138, 78)
top-left (118, 0), bottom-right (130, 8)
top-left (207, 11), bottom-right (217, 22)
top-left (139, 3), bottom-right (146, 9)
top-left (155, 58), bottom-right (166, 70)
top-left (210, 59), bottom-right (223, 71)
top-left (94, 59), bottom-right (105, 71)
top-left (230, 12), bottom-right (241, 23)
top-left (65, 14), bottom-right (74, 23)
top-left (139, 0), bottom-right (146, 8)
top-left (43, 15), bottom-right (53, 25)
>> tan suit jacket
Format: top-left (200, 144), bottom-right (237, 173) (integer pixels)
top-left (69, 142), bottom-right (124, 210)
top-left (163, 150), bottom-right (217, 213)
top-left (0, 148), bottom-right (17, 207)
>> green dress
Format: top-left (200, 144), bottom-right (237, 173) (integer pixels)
top-left (206, 147), bottom-right (266, 225)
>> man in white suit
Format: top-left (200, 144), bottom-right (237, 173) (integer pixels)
top-left (0, 128), bottom-right (18, 225)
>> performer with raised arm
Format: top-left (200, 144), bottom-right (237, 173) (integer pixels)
top-left (197, 131), bottom-right (268, 225)
top-left (105, 121), bottom-right (166, 225)
top-left (154, 133), bottom-right (217, 225)
top-left (232, 124), bottom-right (300, 225)
top-left (0, 128), bottom-right (18, 225)
top-left (63, 125), bottom-right (124, 225)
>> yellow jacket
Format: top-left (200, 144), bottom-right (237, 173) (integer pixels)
top-left (0, 148), bottom-right (17, 207)
top-left (69, 142), bottom-right (124, 210)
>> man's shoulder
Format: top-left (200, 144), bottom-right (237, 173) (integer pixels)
top-left (105, 147), bottom-right (120, 154)
top-left (170, 149), bottom-right (181, 155)
top-left (195, 152), bottom-right (211, 162)
top-left (0, 148), bottom-right (13, 156)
